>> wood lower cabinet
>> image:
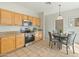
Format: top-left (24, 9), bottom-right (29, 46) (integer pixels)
top-left (35, 31), bottom-right (43, 41)
top-left (0, 33), bottom-right (24, 55)
top-left (0, 35), bottom-right (15, 54)
top-left (15, 33), bottom-right (24, 49)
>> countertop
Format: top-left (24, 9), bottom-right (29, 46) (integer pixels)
top-left (0, 30), bottom-right (42, 38)
top-left (0, 31), bottom-right (22, 37)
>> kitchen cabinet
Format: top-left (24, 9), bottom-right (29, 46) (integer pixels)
top-left (28, 16), bottom-right (32, 20)
top-left (36, 18), bottom-right (41, 27)
top-left (28, 16), bottom-right (33, 24)
top-left (0, 9), bottom-right (23, 26)
top-left (0, 8), bottom-right (41, 26)
top-left (28, 16), bottom-right (39, 26)
top-left (11, 12), bottom-right (15, 25)
top-left (0, 32), bottom-right (24, 55)
top-left (0, 9), bottom-right (14, 25)
top-left (32, 17), bottom-right (37, 26)
top-left (32, 17), bottom-right (41, 26)
top-left (0, 38), bottom-right (1, 54)
top-left (15, 33), bottom-right (24, 49)
top-left (22, 15), bottom-right (28, 20)
top-left (21, 15), bottom-right (29, 24)
top-left (35, 31), bottom-right (43, 41)
top-left (14, 13), bottom-right (22, 25)
top-left (28, 16), bottom-right (41, 26)
top-left (0, 35), bottom-right (15, 54)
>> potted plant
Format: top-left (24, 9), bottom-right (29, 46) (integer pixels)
top-left (60, 29), bottom-right (63, 33)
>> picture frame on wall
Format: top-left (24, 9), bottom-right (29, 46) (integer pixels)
top-left (68, 17), bottom-right (79, 28)
top-left (68, 17), bottom-right (79, 27)
top-left (75, 18), bottom-right (79, 27)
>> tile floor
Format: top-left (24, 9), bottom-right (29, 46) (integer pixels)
top-left (1, 40), bottom-right (79, 57)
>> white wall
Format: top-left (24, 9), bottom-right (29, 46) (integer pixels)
top-left (39, 12), bottom-right (45, 40)
top-left (45, 14), bottom-right (56, 40)
top-left (0, 2), bottom-right (39, 17)
top-left (45, 8), bottom-right (79, 43)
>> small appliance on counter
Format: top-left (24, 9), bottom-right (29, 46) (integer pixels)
top-left (20, 20), bottom-right (35, 47)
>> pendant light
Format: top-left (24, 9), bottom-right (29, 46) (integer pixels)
top-left (57, 4), bottom-right (63, 20)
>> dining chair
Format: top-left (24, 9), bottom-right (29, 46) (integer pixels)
top-left (48, 32), bottom-right (59, 48)
top-left (61, 32), bottom-right (77, 54)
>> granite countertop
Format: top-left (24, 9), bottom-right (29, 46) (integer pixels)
top-left (0, 31), bottom-right (22, 37)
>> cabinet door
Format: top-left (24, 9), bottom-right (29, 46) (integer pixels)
top-left (35, 31), bottom-right (43, 41)
top-left (22, 15), bottom-right (28, 20)
top-left (32, 17), bottom-right (37, 26)
top-left (14, 13), bottom-right (22, 25)
top-left (28, 16), bottom-right (32, 20)
top-left (8, 35), bottom-right (15, 51)
top-left (28, 16), bottom-right (33, 23)
top-left (11, 12), bottom-right (15, 25)
top-left (36, 18), bottom-right (41, 27)
top-left (0, 38), bottom-right (1, 54)
top-left (1, 35), bottom-right (15, 54)
top-left (21, 15), bottom-right (28, 23)
top-left (1, 37), bottom-right (8, 54)
top-left (0, 9), bottom-right (12, 25)
top-left (16, 34), bottom-right (24, 49)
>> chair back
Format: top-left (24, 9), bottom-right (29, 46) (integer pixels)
top-left (68, 32), bottom-right (77, 45)
top-left (72, 33), bottom-right (76, 44)
top-left (48, 32), bottom-right (52, 41)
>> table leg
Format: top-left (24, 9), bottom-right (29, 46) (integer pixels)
top-left (57, 41), bottom-right (62, 50)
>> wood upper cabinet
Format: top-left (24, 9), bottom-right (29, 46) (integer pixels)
top-left (14, 13), bottom-right (22, 25)
top-left (11, 12), bottom-right (15, 25)
top-left (21, 14), bottom-right (28, 23)
top-left (0, 9), bottom-right (14, 25)
top-left (15, 33), bottom-right (24, 49)
top-left (28, 16), bottom-right (33, 23)
top-left (0, 9), bottom-right (41, 26)
top-left (36, 18), bottom-right (41, 27)
top-left (28, 16), bottom-right (32, 20)
top-left (32, 17), bottom-right (37, 26)
top-left (22, 15), bottom-right (28, 20)
top-left (28, 16), bottom-right (41, 26)
top-left (28, 16), bottom-right (37, 25)
top-left (0, 35), bottom-right (15, 54)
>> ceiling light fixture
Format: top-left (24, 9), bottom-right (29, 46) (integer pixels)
top-left (45, 2), bottom-right (51, 4)
top-left (57, 4), bottom-right (63, 20)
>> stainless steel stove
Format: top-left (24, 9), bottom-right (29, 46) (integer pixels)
top-left (20, 20), bottom-right (35, 47)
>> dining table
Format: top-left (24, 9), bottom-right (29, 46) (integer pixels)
top-left (52, 33), bottom-right (69, 49)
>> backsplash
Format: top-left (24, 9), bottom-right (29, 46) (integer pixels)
top-left (0, 26), bottom-right (21, 32)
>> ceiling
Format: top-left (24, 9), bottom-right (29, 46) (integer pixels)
top-left (15, 2), bottom-right (79, 15)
